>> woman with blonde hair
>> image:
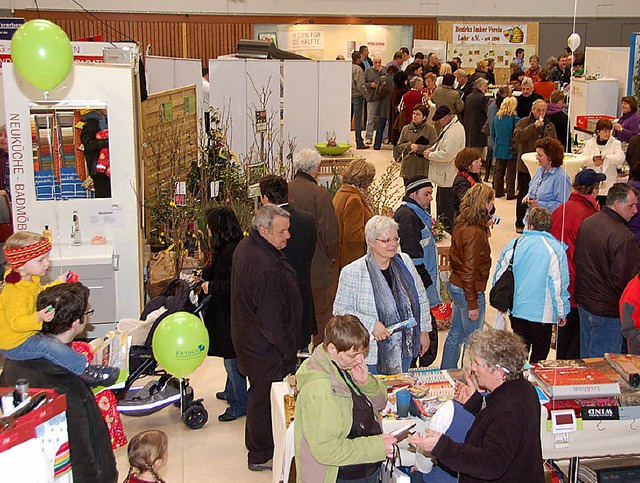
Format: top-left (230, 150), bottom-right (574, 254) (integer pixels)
top-left (436, 62), bottom-right (452, 87)
top-left (333, 159), bottom-right (376, 270)
top-left (491, 96), bottom-right (520, 199)
top-left (440, 184), bottom-right (494, 369)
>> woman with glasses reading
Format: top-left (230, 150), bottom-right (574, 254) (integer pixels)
top-left (440, 184), bottom-right (494, 369)
top-left (333, 215), bottom-right (433, 375)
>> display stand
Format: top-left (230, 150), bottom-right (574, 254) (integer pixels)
top-left (568, 78), bottom-right (620, 142)
top-left (2, 62), bottom-right (143, 337)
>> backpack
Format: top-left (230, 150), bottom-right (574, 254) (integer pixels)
top-left (489, 237), bottom-right (519, 313)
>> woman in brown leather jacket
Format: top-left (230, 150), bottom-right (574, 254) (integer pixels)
top-left (440, 183), bottom-right (494, 369)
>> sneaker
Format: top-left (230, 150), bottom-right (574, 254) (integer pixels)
top-left (248, 459), bottom-right (273, 472)
top-left (80, 364), bottom-right (120, 387)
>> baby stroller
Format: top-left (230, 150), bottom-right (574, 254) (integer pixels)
top-left (116, 279), bottom-right (211, 429)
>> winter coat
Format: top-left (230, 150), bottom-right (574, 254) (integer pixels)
top-left (627, 179), bottom-right (640, 245)
top-left (432, 378), bottom-right (544, 483)
top-left (281, 204), bottom-right (318, 348)
top-left (364, 66), bottom-right (382, 103)
top-left (546, 103), bottom-right (569, 150)
top-left (574, 206), bottom-right (640, 317)
top-left (463, 89), bottom-right (489, 148)
top-left (81, 118), bottom-right (109, 177)
top-left (627, 134), bottom-right (640, 168)
top-left (582, 135), bottom-right (624, 195)
top-left (449, 223), bottom-right (491, 310)
top-left (493, 230), bottom-right (570, 323)
top-left (230, 228), bottom-right (302, 379)
top-left (491, 114), bottom-right (519, 160)
top-left (513, 114), bottom-right (557, 173)
top-left (394, 197), bottom-right (441, 306)
top-left (377, 74), bottom-right (393, 119)
top-left (289, 172), bottom-right (340, 289)
top-left (395, 121), bottom-right (438, 179)
top-left (516, 92), bottom-right (543, 119)
top-left (428, 116), bottom-right (466, 188)
top-left (550, 191), bottom-right (600, 306)
top-left (613, 111), bottom-right (640, 143)
top-left (294, 344), bottom-right (388, 483)
top-left (0, 359), bottom-right (119, 483)
top-left (430, 85), bottom-right (464, 117)
top-left (351, 63), bottom-right (366, 99)
top-left (332, 184), bottom-right (373, 271)
top-left (202, 239), bottom-right (240, 359)
top-left (452, 171), bottom-right (481, 222)
top-left (333, 252), bottom-right (432, 367)
top-left (621, 275), bottom-right (640, 354)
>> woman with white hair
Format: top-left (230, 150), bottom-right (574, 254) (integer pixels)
top-left (333, 215), bottom-right (432, 375)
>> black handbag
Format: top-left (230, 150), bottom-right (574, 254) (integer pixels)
top-left (489, 237), bottom-right (519, 312)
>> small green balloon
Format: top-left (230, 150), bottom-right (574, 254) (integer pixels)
top-left (152, 312), bottom-right (209, 378)
top-left (11, 19), bottom-right (73, 91)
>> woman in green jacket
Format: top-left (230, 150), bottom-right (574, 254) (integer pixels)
top-left (294, 315), bottom-right (396, 482)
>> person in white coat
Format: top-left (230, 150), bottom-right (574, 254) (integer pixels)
top-left (582, 118), bottom-right (624, 207)
top-left (424, 105), bottom-right (466, 232)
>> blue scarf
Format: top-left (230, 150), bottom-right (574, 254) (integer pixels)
top-left (366, 253), bottom-right (421, 374)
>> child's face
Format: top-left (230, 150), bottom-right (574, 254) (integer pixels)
top-left (20, 253), bottom-right (51, 278)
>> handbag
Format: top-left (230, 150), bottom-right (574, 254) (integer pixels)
top-left (509, 117), bottom-right (519, 156)
top-left (489, 237), bottom-right (519, 312)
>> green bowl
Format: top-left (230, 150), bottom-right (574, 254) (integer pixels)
top-left (314, 142), bottom-right (351, 156)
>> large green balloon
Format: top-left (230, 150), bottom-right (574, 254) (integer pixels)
top-left (152, 312), bottom-right (209, 378)
top-left (11, 19), bottom-right (73, 91)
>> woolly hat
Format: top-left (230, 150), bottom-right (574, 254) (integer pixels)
top-left (405, 175), bottom-right (433, 196)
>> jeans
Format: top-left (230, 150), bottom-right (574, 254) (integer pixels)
top-left (2, 333), bottom-right (87, 375)
top-left (440, 282), bottom-right (486, 370)
top-left (365, 100), bottom-right (379, 142)
top-left (368, 356), bottom-right (411, 375)
top-left (373, 117), bottom-right (388, 149)
top-left (223, 358), bottom-right (247, 417)
top-left (579, 306), bottom-right (622, 358)
top-left (351, 96), bottom-right (364, 146)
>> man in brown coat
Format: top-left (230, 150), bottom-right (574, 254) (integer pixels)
top-left (289, 148), bottom-right (340, 346)
top-left (430, 73), bottom-right (465, 120)
top-left (512, 99), bottom-right (557, 233)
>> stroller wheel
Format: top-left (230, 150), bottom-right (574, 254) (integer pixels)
top-left (183, 404), bottom-right (208, 429)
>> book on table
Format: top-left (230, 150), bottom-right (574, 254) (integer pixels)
top-left (530, 366), bottom-right (621, 400)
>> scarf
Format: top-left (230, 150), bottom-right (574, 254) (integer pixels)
top-left (366, 253), bottom-right (421, 374)
top-left (457, 170), bottom-right (478, 187)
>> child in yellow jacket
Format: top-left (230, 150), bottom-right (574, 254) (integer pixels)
top-left (1, 231), bottom-right (118, 386)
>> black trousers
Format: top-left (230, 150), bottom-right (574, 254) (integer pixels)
top-left (515, 170), bottom-right (531, 229)
top-left (246, 376), bottom-right (279, 465)
top-left (93, 173), bottom-right (111, 198)
top-left (494, 158), bottom-right (517, 198)
top-left (510, 316), bottom-right (553, 363)
top-left (556, 306), bottom-right (581, 360)
top-left (436, 186), bottom-right (455, 233)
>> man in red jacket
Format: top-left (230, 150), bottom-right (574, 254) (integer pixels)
top-left (550, 168), bottom-right (606, 359)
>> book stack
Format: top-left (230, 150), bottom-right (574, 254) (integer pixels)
top-left (578, 457), bottom-right (640, 483)
top-left (530, 366), bottom-right (621, 400)
top-left (604, 353), bottom-right (640, 389)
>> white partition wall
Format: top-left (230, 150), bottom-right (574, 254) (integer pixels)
top-left (245, 60), bottom-right (281, 162)
top-left (283, 60), bottom-right (320, 150)
top-left (146, 56), bottom-right (204, 116)
top-left (210, 59), bottom-right (349, 164)
top-left (317, 61), bottom-right (351, 145)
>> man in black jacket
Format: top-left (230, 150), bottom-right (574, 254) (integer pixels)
top-left (231, 204), bottom-right (303, 471)
top-left (574, 183), bottom-right (640, 358)
top-left (260, 174), bottom-right (317, 350)
top-left (0, 283), bottom-right (118, 483)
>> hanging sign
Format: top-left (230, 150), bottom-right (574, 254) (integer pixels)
top-left (453, 23), bottom-right (528, 45)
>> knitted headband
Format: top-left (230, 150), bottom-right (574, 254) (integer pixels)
top-left (3, 238), bottom-right (52, 269)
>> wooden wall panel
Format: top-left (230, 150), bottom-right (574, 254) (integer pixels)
top-left (17, 11), bottom-right (434, 66)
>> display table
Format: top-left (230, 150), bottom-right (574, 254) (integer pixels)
top-left (317, 152), bottom-right (364, 187)
top-left (521, 152), bottom-right (592, 181)
top-left (271, 381), bottom-right (294, 483)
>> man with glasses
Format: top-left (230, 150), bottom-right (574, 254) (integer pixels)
top-left (0, 282), bottom-right (118, 483)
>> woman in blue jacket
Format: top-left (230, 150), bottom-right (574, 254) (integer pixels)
top-left (522, 137), bottom-right (571, 225)
top-left (490, 96), bottom-right (519, 199)
top-left (493, 207), bottom-right (570, 362)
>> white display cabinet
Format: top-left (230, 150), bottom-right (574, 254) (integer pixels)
top-left (569, 78), bottom-right (620, 141)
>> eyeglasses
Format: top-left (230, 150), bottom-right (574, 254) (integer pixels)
top-left (376, 237), bottom-right (400, 245)
top-left (84, 309), bottom-right (95, 317)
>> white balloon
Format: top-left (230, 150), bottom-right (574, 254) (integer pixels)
top-left (568, 33), bottom-right (581, 51)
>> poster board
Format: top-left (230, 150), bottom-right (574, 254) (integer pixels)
top-left (413, 40), bottom-right (447, 62)
top-left (438, 21), bottom-right (539, 82)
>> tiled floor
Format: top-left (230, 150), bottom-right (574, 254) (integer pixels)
top-left (115, 140), bottom-right (530, 482)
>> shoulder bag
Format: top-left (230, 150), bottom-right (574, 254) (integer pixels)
top-left (489, 237), bottom-right (519, 313)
